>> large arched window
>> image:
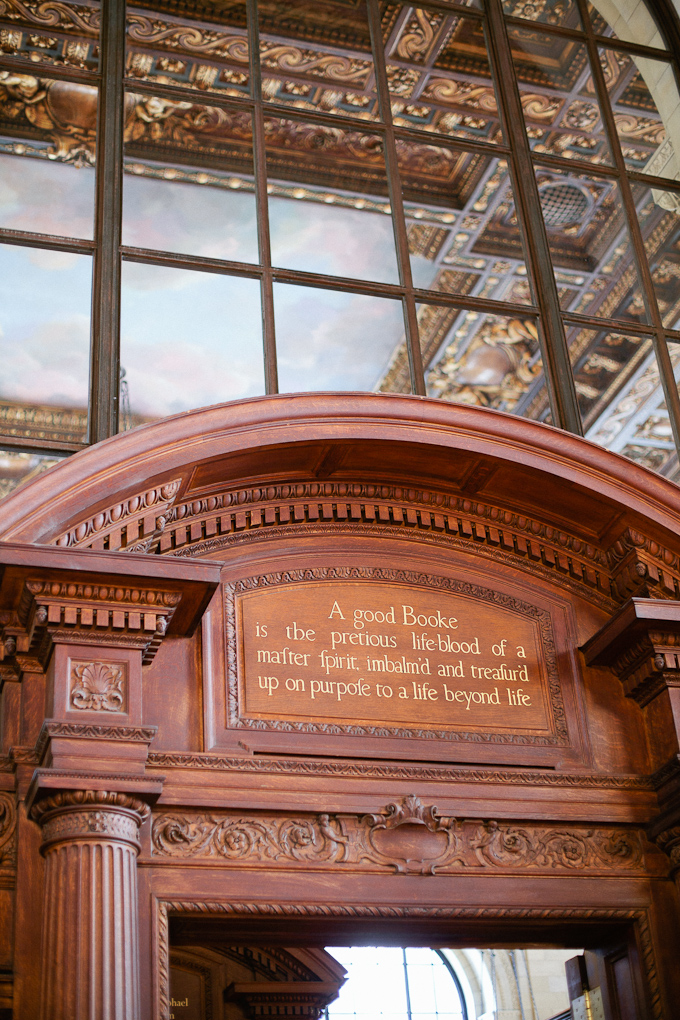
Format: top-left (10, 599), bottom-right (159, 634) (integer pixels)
top-left (2, 0), bottom-right (680, 491)
top-left (324, 947), bottom-right (471, 1019)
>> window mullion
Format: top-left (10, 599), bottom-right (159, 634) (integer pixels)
top-left (90, 0), bottom-right (127, 442)
top-left (485, 0), bottom-right (583, 435)
top-left (250, 0), bottom-right (278, 394)
top-left (575, 0), bottom-right (680, 454)
top-left (367, 0), bottom-right (426, 397)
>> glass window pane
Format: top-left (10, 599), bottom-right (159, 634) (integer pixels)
top-left (266, 117), bottom-right (398, 284)
top-left (122, 98), bottom-right (258, 263)
top-left (599, 50), bottom-right (678, 178)
top-left (566, 324), bottom-right (651, 428)
top-left (420, 305), bottom-right (547, 420)
top-left (259, 0), bottom-right (376, 121)
top-left (126, 1), bottom-right (249, 97)
top-left (326, 947), bottom-right (466, 1020)
top-left (385, 7), bottom-right (502, 143)
top-left (633, 181), bottom-right (680, 328)
top-left (0, 0), bottom-right (99, 70)
top-left (505, 0), bottom-right (579, 27)
top-left (0, 79), bottom-right (98, 225)
top-left (398, 147), bottom-right (533, 301)
top-left (508, 27), bottom-right (612, 165)
top-left (0, 451), bottom-right (65, 500)
top-left (536, 165), bottom-right (648, 323)
top-left (0, 148), bottom-right (94, 239)
top-left (587, 339), bottom-right (680, 478)
top-left (586, 0), bottom-right (665, 49)
top-left (0, 244), bottom-right (91, 443)
top-left (503, 0), bottom-right (582, 29)
top-left (120, 264), bottom-right (264, 425)
top-left (275, 284), bottom-right (406, 392)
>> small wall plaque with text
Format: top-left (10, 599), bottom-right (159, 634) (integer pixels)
top-left (226, 568), bottom-right (566, 745)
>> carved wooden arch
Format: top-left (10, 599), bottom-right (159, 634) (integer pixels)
top-left (2, 395), bottom-right (680, 608)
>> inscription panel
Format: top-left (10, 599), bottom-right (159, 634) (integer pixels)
top-left (227, 568), bottom-right (566, 745)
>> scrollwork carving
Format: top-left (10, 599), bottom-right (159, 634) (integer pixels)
top-left (0, 792), bottom-right (17, 868)
top-left (470, 819), bottom-right (642, 870)
top-left (152, 796), bottom-right (646, 876)
top-left (152, 812), bottom-right (348, 864)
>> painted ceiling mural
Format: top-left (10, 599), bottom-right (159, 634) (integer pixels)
top-left (0, 0), bottom-right (679, 491)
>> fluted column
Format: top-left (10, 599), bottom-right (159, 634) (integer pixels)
top-left (32, 791), bottom-right (149, 1020)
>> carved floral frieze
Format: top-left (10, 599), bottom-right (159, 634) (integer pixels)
top-left (152, 795), bottom-right (647, 875)
top-left (70, 660), bottom-right (126, 713)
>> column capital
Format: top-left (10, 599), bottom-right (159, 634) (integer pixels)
top-left (652, 825), bottom-right (680, 875)
top-left (30, 789), bottom-right (150, 853)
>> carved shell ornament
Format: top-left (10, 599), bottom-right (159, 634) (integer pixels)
top-left (70, 661), bottom-right (125, 713)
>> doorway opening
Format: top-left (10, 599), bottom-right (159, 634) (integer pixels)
top-left (166, 916), bottom-right (644, 1020)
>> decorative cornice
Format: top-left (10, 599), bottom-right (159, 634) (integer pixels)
top-left (146, 751), bottom-right (654, 789)
top-left (606, 630), bottom-right (680, 704)
top-left (607, 528), bottom-right (680, 602)
top-left (151, 795), bottom-right (649, 875)
top-left (52, 480), bottom-right (181, 553)
top-left (653, 826), bottom-right (680, 874)
top-left (35, 721), bottom-right (158, 763)
top-left (152, 480), bottom-right (622, 608)
top-left (651, 754), bottom-right (680, 791)
top-left (1, 578), bottom-right (182, 666)
top-left (583, 601), bottom-right (680, 707)
top-left (9, 745), bottom-right (39, 766)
